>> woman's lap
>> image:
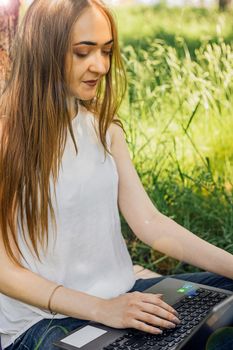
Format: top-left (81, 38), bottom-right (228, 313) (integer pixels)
top-left (5, 272), bottom-right (233, 350)
top-left (5, 318), bottom-right (89, 350)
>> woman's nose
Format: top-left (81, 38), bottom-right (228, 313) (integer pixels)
top-left (89, 52), bottom-right (109, 75)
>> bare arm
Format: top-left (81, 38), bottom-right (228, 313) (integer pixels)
top-left (109, 123), bottom-right (233, 280)
top-left (0, 235), bottom-right (103, 321)
top-left (0, 239), bottom-right (180, 335)
top-left (134, 212), bottom-right (233, 280)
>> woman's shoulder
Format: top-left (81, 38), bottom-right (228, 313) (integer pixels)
top-left (108, 119), bottom-right (125, 145)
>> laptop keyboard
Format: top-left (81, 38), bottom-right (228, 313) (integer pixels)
top-left (103, 288), bottom-right (228, 350)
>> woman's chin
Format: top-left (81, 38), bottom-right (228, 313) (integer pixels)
top-left (69, 88), bottom-right (97, 102)
top-left (78, 93), bottom-right (96, 101)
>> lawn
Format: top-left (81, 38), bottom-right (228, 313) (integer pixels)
top-left (114, 4), bottom-right (233, 274)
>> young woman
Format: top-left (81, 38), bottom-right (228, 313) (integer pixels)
top-left (0, 0), bottom-right (232, 349)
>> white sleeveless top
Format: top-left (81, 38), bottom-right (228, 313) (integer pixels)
top-left (0, 106), bottom-right (136, 349)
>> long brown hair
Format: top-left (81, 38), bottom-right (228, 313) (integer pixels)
top-left (0, 0), bottom-right (127, 265)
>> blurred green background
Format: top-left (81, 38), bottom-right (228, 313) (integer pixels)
top-left (113, 3), bottom-right (233, 275)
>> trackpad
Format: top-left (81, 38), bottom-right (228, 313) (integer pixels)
top-left (61, 325), bottom-right (107, 348)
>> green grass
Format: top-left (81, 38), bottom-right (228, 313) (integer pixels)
top-left (114, 6), bottom-right (233, 275)
top-left (113, 5), bottom-right (233, 57)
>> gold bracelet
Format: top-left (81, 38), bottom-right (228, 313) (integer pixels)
top-left (48, 284), bottom-right (63, 315)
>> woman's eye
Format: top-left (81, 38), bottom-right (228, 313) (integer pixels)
top-left (102, 50), bottom-right (113, 56)
top-left (74, 50), bottom-right (113, 58)
top-left (74, 52), bottom-right (88, 58)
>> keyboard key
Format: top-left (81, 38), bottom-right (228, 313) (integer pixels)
top-left (174, 337), bottom-right (182, 343)
top-left (164, 336), bottom-right (175, 342)
top-left (157, 340), bottom-right (167, 347)
top-left (131, 339), bottom-right (147, 348)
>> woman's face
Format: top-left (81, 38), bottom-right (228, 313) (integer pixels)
top-left (65, 5), bottom-right (113, 102)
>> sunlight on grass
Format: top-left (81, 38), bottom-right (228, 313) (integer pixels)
top-left (115, 6), bottom-right (233, 274)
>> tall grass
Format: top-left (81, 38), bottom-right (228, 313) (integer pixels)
top-left (117, 10), bottom-right (233, 274)
top-left (114, 5), bottom-right (233, 57)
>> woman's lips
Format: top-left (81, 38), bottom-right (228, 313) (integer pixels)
top-left (83, 80), bottom-right (98, 87)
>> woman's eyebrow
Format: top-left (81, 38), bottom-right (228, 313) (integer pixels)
top-left (73, 39), bottom-right (114, 46)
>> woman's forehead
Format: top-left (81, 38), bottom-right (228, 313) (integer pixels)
top-left (71, 6), bottom-right (112, 45)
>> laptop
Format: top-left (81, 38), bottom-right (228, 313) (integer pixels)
top-left (54, 278), bottom-right (233, 350)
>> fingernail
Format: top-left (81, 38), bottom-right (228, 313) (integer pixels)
top-left (173, 317), bottom-right (180, 324)
top-left (157, 294), bottom-right (164, 298)
top-left (172, 309), bottom-right (179, 316)
top-left (168, 323), bottom-right (176, 328)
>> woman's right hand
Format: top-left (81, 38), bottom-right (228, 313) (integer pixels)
top-left (97, 291), bottom-right (180, 334)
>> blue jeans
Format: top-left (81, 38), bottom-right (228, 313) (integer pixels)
top-left (5, 272), bottom-right (233, 350)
